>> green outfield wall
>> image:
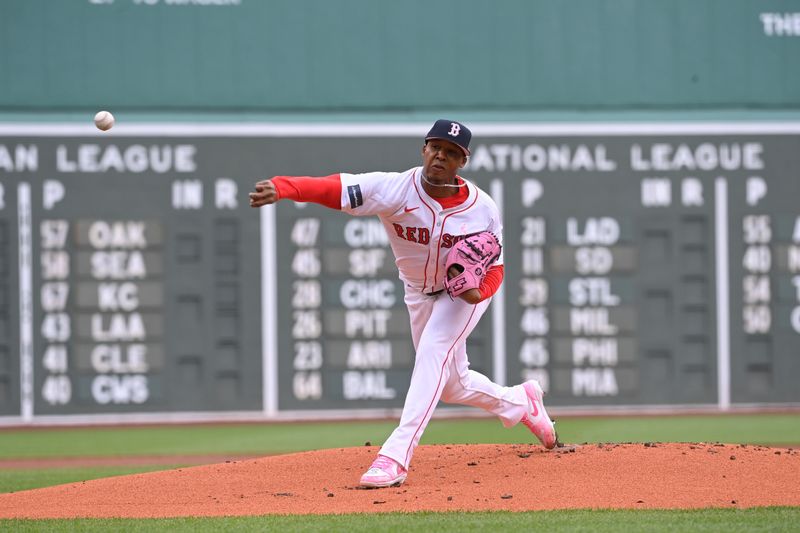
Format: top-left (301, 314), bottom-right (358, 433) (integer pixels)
top-left (1, 0), bottom-right (799, 113)
top-left (1, 1), bottom-right (799, 425)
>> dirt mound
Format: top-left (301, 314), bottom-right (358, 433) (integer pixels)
top-left (0, 443), bottom-right (798, 518)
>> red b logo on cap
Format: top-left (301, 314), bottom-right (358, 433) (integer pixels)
top-left (448, 123), bottom-right (461, 137)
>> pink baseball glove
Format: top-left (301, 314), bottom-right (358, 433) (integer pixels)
top-left (444, 231), bottom-right (502, 298)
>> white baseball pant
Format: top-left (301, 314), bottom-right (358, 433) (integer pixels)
top-left (378, 288), bottom-right (530, 469)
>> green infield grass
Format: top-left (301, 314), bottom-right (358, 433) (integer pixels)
top-left (0, 414), bottom-right (797, 531)
top-left (2, 508), bottom-right (799, 533)
top-left (0, 465), bottom-right (186, 494)
top-left (1, 413), bottom-right (798, 460)
top-left (0, 413), bottom-right (797, 494)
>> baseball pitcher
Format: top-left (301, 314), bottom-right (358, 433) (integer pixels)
top-left (249, 119), bottom-right (557, 488)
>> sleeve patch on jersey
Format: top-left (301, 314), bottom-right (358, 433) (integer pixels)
top-left (347, 184), bottom-right (364, 208)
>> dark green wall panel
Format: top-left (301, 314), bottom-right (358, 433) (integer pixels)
top-left (0, 1), bottom-right (798, 112)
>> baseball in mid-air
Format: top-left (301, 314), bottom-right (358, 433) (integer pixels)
top-left (94, 110), bottom-right (115, 131)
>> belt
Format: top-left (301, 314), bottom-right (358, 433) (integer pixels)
top-left (425, 289), bottom-right (444, 296)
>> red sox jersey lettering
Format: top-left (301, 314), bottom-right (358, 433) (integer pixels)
top-left (339, 167), bottom-right (504, 294)
top-left (391, 225), bottom-right (474, 248)
top-left (392, 224), bottom-right (431, 245)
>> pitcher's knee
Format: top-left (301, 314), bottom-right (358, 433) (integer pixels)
top-left (440, 379), bottom-right (469, 404)
top-left (440, 389), bottom-right (458, 404)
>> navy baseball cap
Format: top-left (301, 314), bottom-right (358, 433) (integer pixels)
top-left (425, 119), bottom-right (472, 156)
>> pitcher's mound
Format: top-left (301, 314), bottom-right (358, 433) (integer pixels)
top-left (0, 443), bottom-right (798, 518)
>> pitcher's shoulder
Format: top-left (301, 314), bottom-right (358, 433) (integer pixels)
top-left (473, 185), bottom-right (500, 212)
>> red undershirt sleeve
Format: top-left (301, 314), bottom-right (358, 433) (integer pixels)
top-left (271, 174), bottom-right (342, 210)
top-left (478, 264), bottom-right (504, 301)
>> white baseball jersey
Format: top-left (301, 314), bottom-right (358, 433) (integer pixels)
top-left (338, 167), bottom-right (529, 469)
top-left (339, 166), bottom-right (504, 294)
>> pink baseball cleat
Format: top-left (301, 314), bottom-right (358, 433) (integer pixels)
top-left (360, 454), bottom-right (408, 488)
top-left (520, 380), bottom-right (558, 449)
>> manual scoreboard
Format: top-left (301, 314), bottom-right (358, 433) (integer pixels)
top-left (0, 123), bottom-right (797, 423)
